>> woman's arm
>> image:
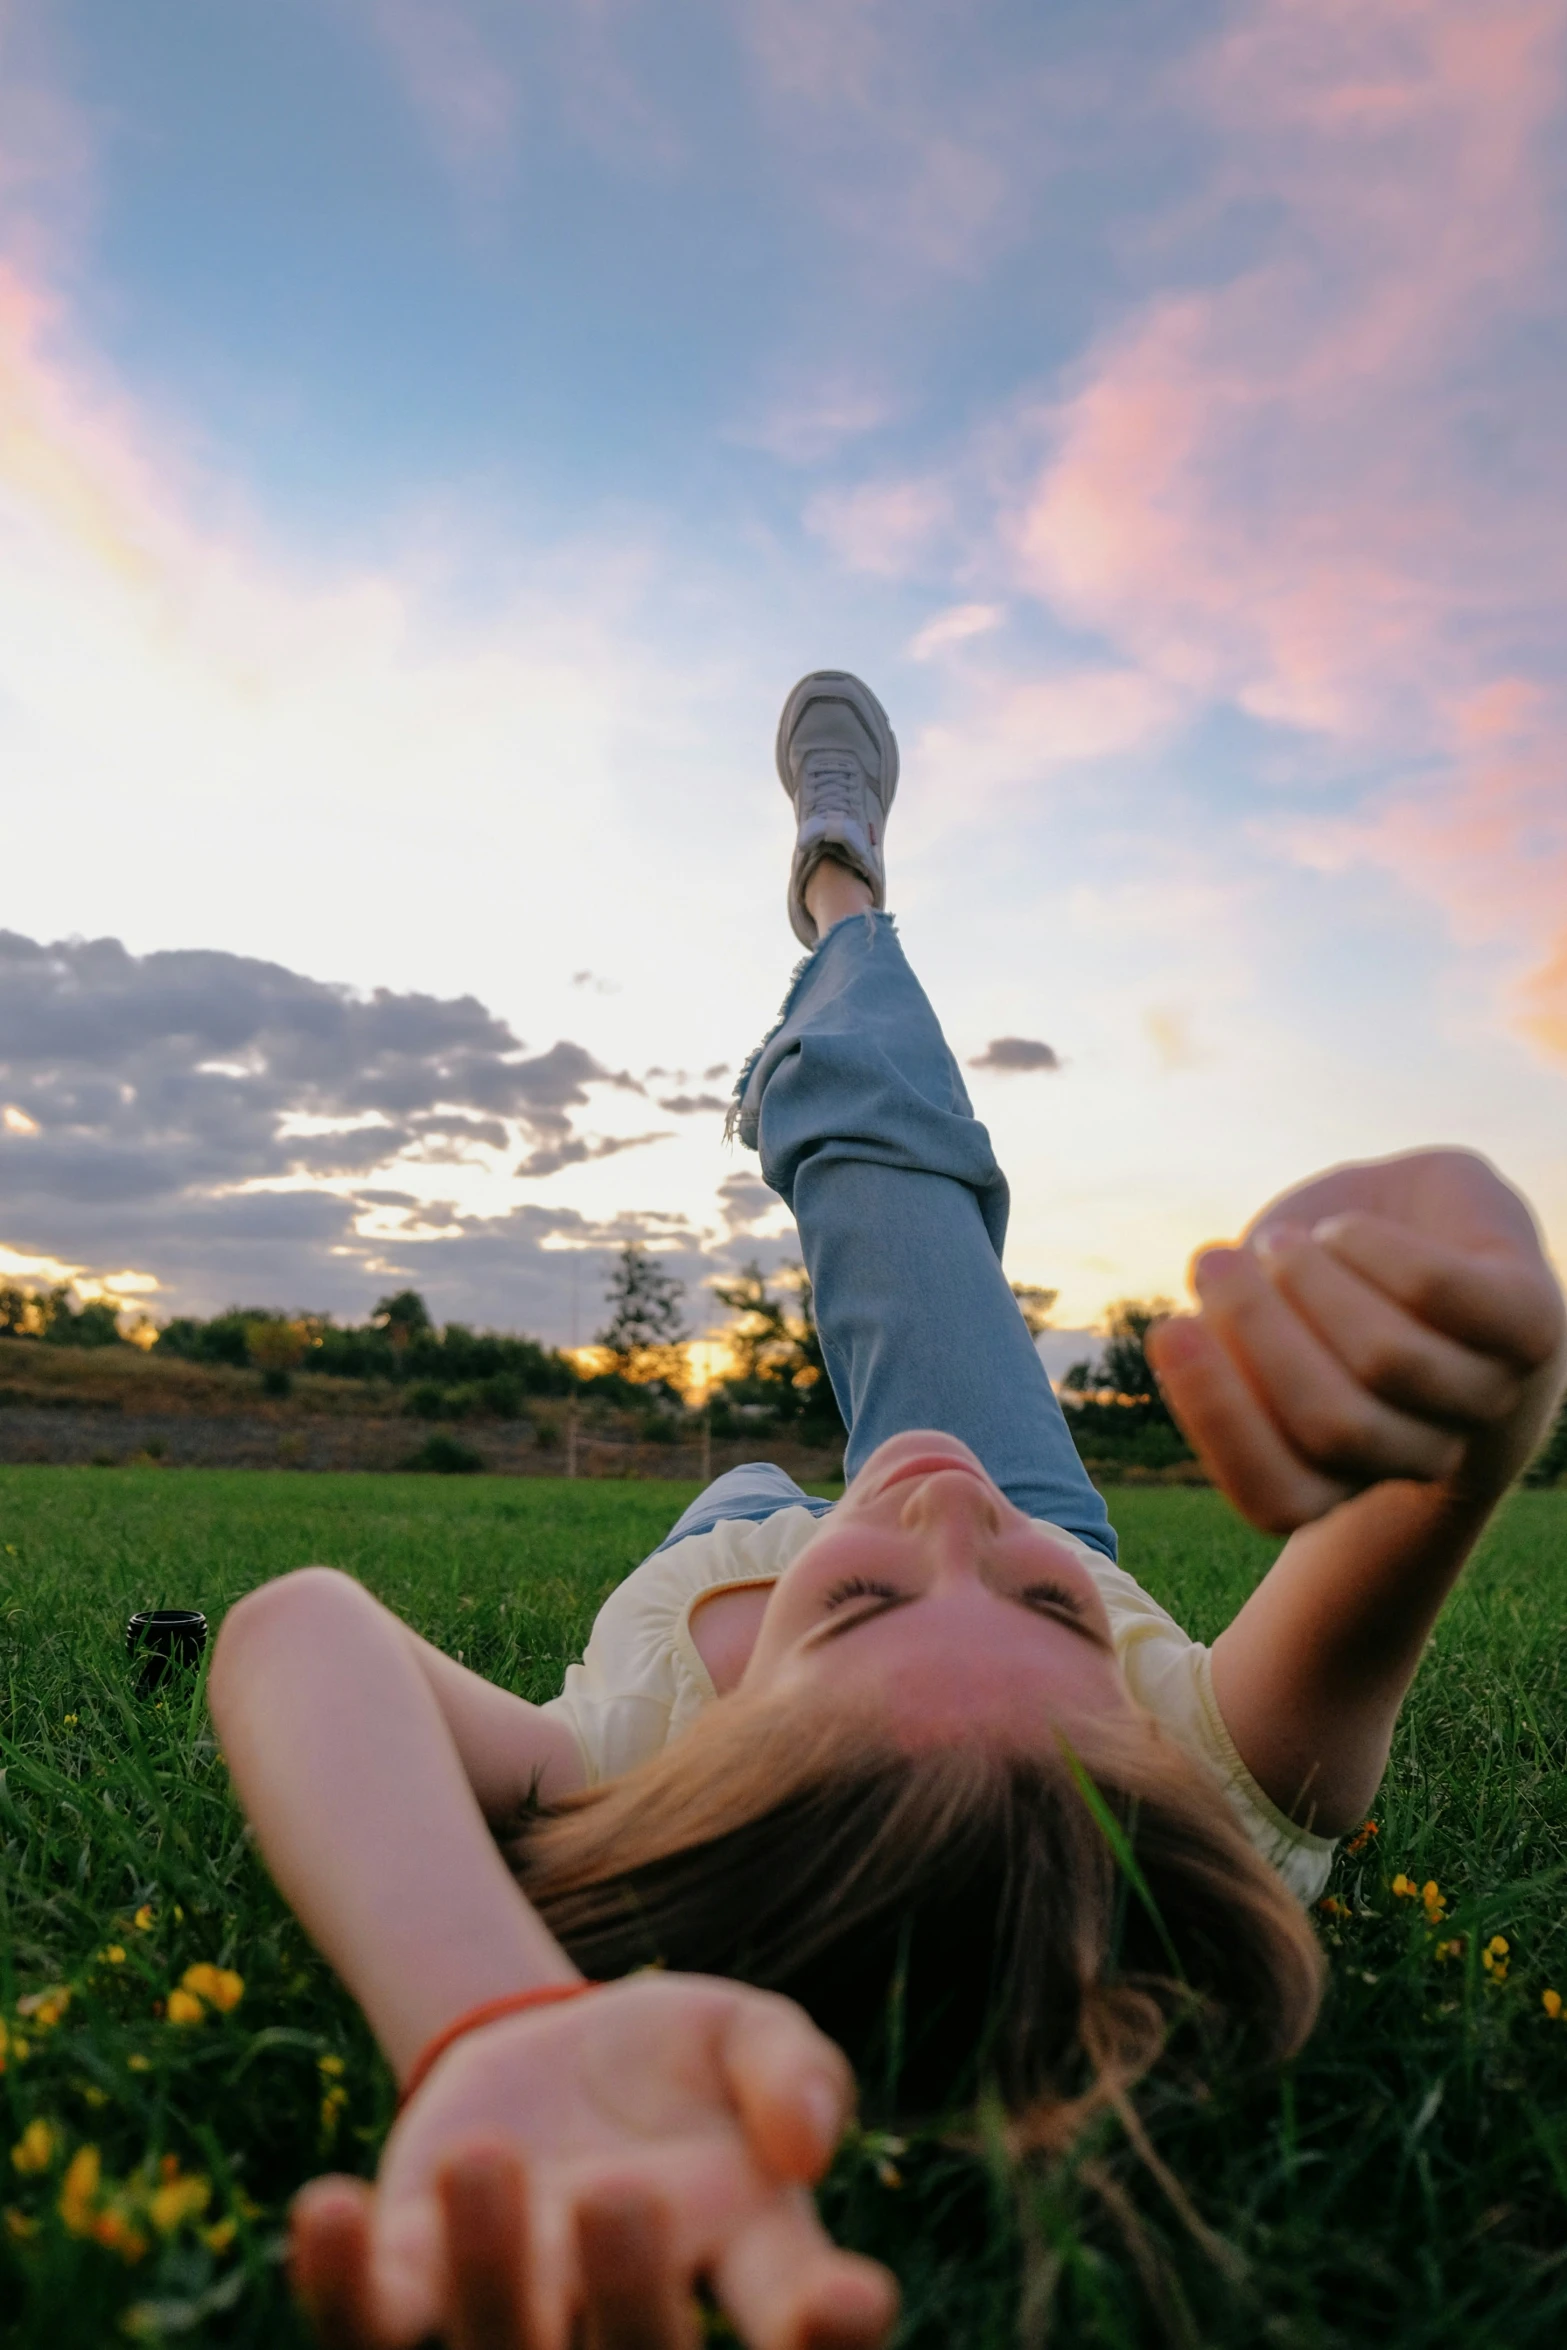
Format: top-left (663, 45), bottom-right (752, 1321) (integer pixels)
top-left (1148, 1149), bottom-right (1566, 1835)
top-left (209, 1566), bottom-right (585, 2078)
top-left (1207, 1480), bottom-right (1492, 1831)
top-left (210, 1568), bottom-right (898, 2348)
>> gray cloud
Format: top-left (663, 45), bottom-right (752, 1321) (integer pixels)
top-left (716, 1173), bottom-right (779, 1234)
top-left (656, 1092), bottom-right (729, 1116)
top-left (514, 1132), bottom-right (671, 1180)
top-left (967, 1036), bottom-right (1062, 1073)
top-left (0, 928), bottom-right (681, 1332)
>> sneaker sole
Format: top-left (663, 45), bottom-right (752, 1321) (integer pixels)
top-left (774, 671), bottom-right (900, 811)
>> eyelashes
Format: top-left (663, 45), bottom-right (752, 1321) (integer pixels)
top-left (1019, 1580), bottom-right (1087, 1618)
top-left (821, 1574), bottom-right (1086, 1618)
top-left (822, 1575), bottom-right (902, 1609)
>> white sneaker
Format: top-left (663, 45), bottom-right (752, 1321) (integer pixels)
top-left (775, 670), bottom-right (900, 947)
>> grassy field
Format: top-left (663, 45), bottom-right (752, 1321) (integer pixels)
top-left (1, 1469), bottom-right (1565, 2348)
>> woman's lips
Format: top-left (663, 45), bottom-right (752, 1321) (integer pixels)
top-left (871, 1452), bottom-right (994, 1502)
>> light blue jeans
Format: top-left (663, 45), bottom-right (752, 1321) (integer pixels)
top-left (656, 913), bottom-right (1116, 1563)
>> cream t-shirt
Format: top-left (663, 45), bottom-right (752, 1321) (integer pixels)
top-left (538, 1504), bottom-right (1337, 1904)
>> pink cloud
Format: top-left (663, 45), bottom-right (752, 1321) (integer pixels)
top-left (1011, 0), bottom-right (1567, 1054)
top-left (914, 667), bottom-right (1181, 798)
top-left (0, 1), bottom-right (96, 273)
top-left (736, 0), bottom-right (1033, 277)
top-left (1289, 680), bottom-right (1567, 1059)
top-left (805, 474), bottom-right (952, 577)
top-left (353, 0), bottom-right (519, 186)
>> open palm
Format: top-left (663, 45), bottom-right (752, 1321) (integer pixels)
top-left (292, 1972), bottom-right (897, 2350)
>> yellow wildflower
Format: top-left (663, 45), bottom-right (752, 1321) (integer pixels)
top-left (165, 1988), bottom-right (205, 2026)
top-left (1391, 1874), bottom-right (1418, 1899)
top-left (58, 2145), bottom-right (101, 2235)
top-left (1482, 1934), bottom-right (1510, 1982)
top-left (1344, 1820), bottom-right (1380, 1857)
top-left (202, 2215), bottom-right (238, 2253)
top-left (132, 1906), bottom-right (154, 1933)
top-left (181, 1962), bottom-right (243, 2013)
top-left (98, 1945), bottom-right (127, 1967)
top-left (149, 2172), bottom-right (210, 2235)
top-left (1421, 1880), bottom-right (1447, 1920)
top-left (10, 2119), bottom-right (57, 2175)
top-left (92, 2205), bottom-right (148, 2263)
top-left (17, 1987), bottom-right (71, 2029)
top-left (4, 2207), bottom-right (40, 2241)
top-left (62, 1714), bottom-right (78, 1728)
top-left (1434, 1938), bottom-right (1466, 1963)
top-left (317, 2054), bottom-right (345, 2078)
top-left (127, 2054), bottom-right (151, 2073)
top-left (80, 2085), bottom-right (110, 2110)
top-left (1543, 1989), bottom-right (1563, 2020)
top-left (320, 2082), bottom-right (350, 2138)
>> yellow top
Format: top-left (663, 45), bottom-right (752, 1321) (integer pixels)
top-left (539, 1505), bottom-right (1338, 1904)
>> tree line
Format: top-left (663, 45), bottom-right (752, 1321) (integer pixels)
top-left (4, 1258), bottom-right (1563, 1480)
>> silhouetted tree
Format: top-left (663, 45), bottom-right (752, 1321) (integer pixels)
top-left (711, 1260), bottom-right (798, 1384)
top-left (1062, 1298), bottom-right (1177, 1412)
top-left (373, 1291), bottom-right (434, 1349)
top-left (711, 1259), bottom-right (843, 1437)
top-left (597, 1245), bottom-right (687, 1385)
top-left (1011, 1284), bottom-right (1058, 1338)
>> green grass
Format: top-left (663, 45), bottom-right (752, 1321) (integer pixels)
top-left (1, 1469), bottom-right (1565, 2348)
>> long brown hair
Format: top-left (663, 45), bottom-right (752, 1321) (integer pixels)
top-left (511, 1689), bottom-right (1324, 2144)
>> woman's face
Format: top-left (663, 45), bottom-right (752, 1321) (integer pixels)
top-left (742, 1431), bottom-right (1135, 1749)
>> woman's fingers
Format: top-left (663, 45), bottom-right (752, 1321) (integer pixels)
top-left (1192, 1245), bottom-right (1466, 1486)
top-left (1308, 1211), bottom-right (1566, 1369)
top-left (577, 2189), bottom-right (697, 2350)
top-left (718, 1991), bottom-right (854, 2184)
top-left (438, 2143), bottom-right (540, 2350)
top-left (1146, 1313), bottom-right (1353, 1532)
top-left (291, 2176), bottom-right (384, 2350)
top-left (1254, 1228), bottom-right (1527, 1426)
top-left (714, 2193), bottom-right (898, 2350)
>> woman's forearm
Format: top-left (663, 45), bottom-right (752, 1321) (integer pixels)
top-left (209, 1569), bottom-right (578, 2077)
top-left (1211, 1478), bottom-right (1495, 1832)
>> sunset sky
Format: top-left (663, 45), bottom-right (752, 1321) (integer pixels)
top-left (1, 0), bottom-right (1563, 1356)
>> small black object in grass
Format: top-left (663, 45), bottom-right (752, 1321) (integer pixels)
top-left (127, 1608), bottom-right (208, 1694)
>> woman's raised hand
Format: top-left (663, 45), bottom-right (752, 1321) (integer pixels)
top-left (290, 1971), bottom-right (898, 2350)
top-left (1147, 1147), bottom-right (1567, 1534)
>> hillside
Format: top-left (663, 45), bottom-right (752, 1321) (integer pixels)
top-left (0, 1336), bottom-right (844, 1481)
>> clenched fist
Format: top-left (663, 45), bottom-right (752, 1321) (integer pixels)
top-left (1147, 1148), bottom-right (1566, 1535)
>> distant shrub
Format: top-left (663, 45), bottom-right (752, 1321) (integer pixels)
top-left (479, 1373), bottom-right (526, 1418)
top-left (402, 1434), bottom-right (484, 1475)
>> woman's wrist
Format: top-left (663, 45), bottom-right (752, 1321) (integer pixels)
top-left (398, 1980), bottom-right (600, 2107)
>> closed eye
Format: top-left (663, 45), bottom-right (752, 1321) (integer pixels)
top-left (823, 1575), bottom-right (903, 1610)
top-left (815, 1573), bottom-right (1106, 1651)
top-left (1019, 1581), bottom-right (1086, 1617)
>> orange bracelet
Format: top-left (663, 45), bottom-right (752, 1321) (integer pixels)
top-left (398, 1981), bottom-right (600, 2110)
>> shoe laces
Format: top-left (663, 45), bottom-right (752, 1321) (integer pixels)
top-left (798, 751), bottom-right (864, 820)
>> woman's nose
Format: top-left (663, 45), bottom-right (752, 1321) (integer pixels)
top-left (900, 1465), bottom-right (1006, 1557)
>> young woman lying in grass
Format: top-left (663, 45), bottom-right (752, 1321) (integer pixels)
top-left (210, 672), bottom-right (1567, 2350)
